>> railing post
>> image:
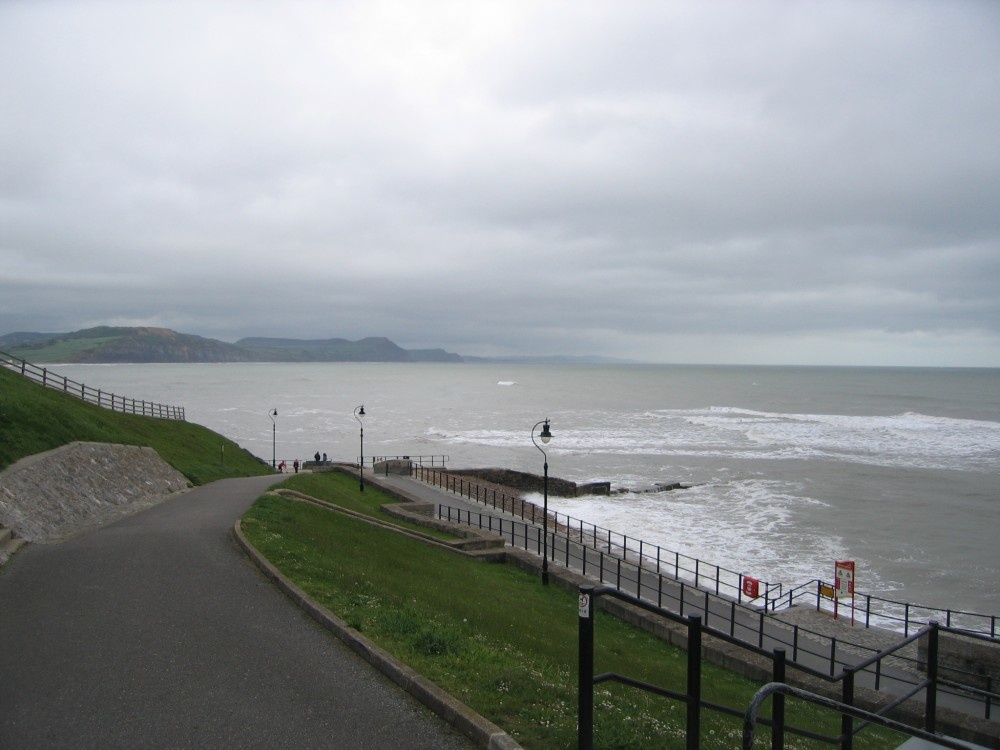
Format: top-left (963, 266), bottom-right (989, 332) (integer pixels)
top-left (840, 671), bottom-right (854, 750)
top-left (577, 584), bottom-right (595, 750)
top-left (686, 615), bottom-right (702, 750)
top-left (926, 622), bottom-right (939, 734)
top-left (772, 649), bottom-right (786, 750)
top-left (578, 585), bottom-right (595, 750)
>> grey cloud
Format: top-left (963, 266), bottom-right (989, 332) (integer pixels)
top-left (1, 0), bottom-right (998, 366)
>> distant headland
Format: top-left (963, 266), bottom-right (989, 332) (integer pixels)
top-left (0, 326), bottom-right (634, 365)
top-left (0, 327), bottom-right (463, 364)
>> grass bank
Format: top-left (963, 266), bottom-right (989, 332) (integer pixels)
top-left (0, 366), bottom-right (270, 484)
top-left (242, 476), bottom-right (898, 749)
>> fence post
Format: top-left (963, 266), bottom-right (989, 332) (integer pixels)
top-left (772, 649), bottom-right (786, 750)
top-left (926, 622), bottom-right (939, 734)
top-left (840, 671), bottom-right (854, 750)
top-left (578, 584), bottom-right (595, 750)
top-left (686, 615), bottom-right (702, 750)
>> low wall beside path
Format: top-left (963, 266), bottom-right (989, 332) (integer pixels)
top-left (0, 442), bottom-right (191, 543)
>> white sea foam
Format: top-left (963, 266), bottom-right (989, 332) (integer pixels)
top-left (439, 407), bottom-right (1000, 472)
top-left (543, 479), bottom-right (859, 588)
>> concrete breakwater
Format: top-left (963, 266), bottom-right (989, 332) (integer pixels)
top-left (447, 467), bottom-right (610, 496)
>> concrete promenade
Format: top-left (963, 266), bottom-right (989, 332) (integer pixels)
top-left (0, 475), bottom-right (474, 749)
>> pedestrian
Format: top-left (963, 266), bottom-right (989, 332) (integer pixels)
top-left (314, 451), bottom-right (321, 463)
top-left (293, 459), bottom-right (299, 474)
top-left (322, 452), bottom-right (328, 463)
top-left (278, 460), bottom-right (286, 473)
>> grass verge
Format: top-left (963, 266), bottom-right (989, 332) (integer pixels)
top-left (241, 483), bottom-right (899, 749)
top-left (277, 471), bottom-right (457, 539)
top-left (0, 366), bottom-right (270, 484)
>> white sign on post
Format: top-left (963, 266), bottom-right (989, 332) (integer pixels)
top-left (579, 592), bottom-right (591, 618)
top-left (834, 560), bottom-right (856, 624)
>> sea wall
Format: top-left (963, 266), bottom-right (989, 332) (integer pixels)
top-left (448, 468), bottom-right (610, 497)
top-left (0, 442), bottom-right (190, 542)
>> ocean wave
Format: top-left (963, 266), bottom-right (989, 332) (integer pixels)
top-left (546, 478), bottom-right (859, 588)
top-left (433, 406), bottom-right (1000, 473)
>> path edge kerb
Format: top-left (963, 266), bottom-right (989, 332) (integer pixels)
top-left (232, 520), bottom-right (522, 750)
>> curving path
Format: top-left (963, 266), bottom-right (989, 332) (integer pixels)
top-left (0, 476), bottom-right (473, 749)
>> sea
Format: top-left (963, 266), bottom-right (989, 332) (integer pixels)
top-left (50, 362), bottom-right (1000, 621)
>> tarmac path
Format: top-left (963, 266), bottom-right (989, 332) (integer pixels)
top-left (0, 475), bottom-right (473, 749)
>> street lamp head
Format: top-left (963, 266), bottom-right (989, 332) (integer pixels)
top-left (269, 408), bottom-right (278, 417)
top-left (540, 419), bottom-right (552, 444)
top-left (532, 418), bottom-right (553, 455)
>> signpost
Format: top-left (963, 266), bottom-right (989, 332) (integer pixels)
top-left (834, 560), bottom-right (856, 624)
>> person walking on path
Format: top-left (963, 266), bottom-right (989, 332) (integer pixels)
top-left (0, 475), bottom-right (472, 749)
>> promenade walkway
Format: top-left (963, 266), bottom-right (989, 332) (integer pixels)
top-left (0, 475), bottom-right (474, 749)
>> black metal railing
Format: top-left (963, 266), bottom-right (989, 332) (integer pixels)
top-left (578, 584), bottom-right (998, 749)
top-left (418, 466), bottom-right (999, 640)
top-left (0, 350), bottom-right (185, 420)
top-left (366, 455), bottom-right (449, 468)
top-left (772, 580), bottom-right (998, 638)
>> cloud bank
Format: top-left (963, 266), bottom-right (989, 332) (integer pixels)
top-left (2, 0), bottom-right (999, 365)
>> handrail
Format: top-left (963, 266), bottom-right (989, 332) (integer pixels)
top-left (369, 455), bottom-right (450, 468)
top-left (416, 465), bottom-right (998, 639)
top-left (577, 584), bottom-right (996, 749)
top-left (0, 350), bottom-right (186, 420)
top-left (742, 682), bottom-right (975, 750)
top-left (774, 578), bottom-right (998, 639)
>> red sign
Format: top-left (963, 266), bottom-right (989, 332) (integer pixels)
top-left (742, 576), bottom-right (760, 599)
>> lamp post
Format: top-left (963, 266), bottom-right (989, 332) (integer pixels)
top-left (354, 405), bottom-right (365, 492)
top-left (268, 408), bottom-right (278, 470)
top-left (531, 418), bottom-right (553, 585)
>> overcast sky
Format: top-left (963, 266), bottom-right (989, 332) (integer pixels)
top-left (2, 1), bottom-right (999, 366)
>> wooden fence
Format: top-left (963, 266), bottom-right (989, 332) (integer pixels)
top-left (0, 350), bottom-right (185, 420)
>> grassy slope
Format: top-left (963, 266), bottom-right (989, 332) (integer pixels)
top-left (0, 366), bottom-right (270, 484)
top-left (5, 336), bottom-right (123, 361)
top-left (243, 488), bottom-right (898, 750)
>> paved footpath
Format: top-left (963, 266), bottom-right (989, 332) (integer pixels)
top-left (0, 475), bottom-right (473, 749)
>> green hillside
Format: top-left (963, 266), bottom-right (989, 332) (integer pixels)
top-left (0, 366), bottom-right (271, 484)
top-left (0, 327), bottom-right (463, 363)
